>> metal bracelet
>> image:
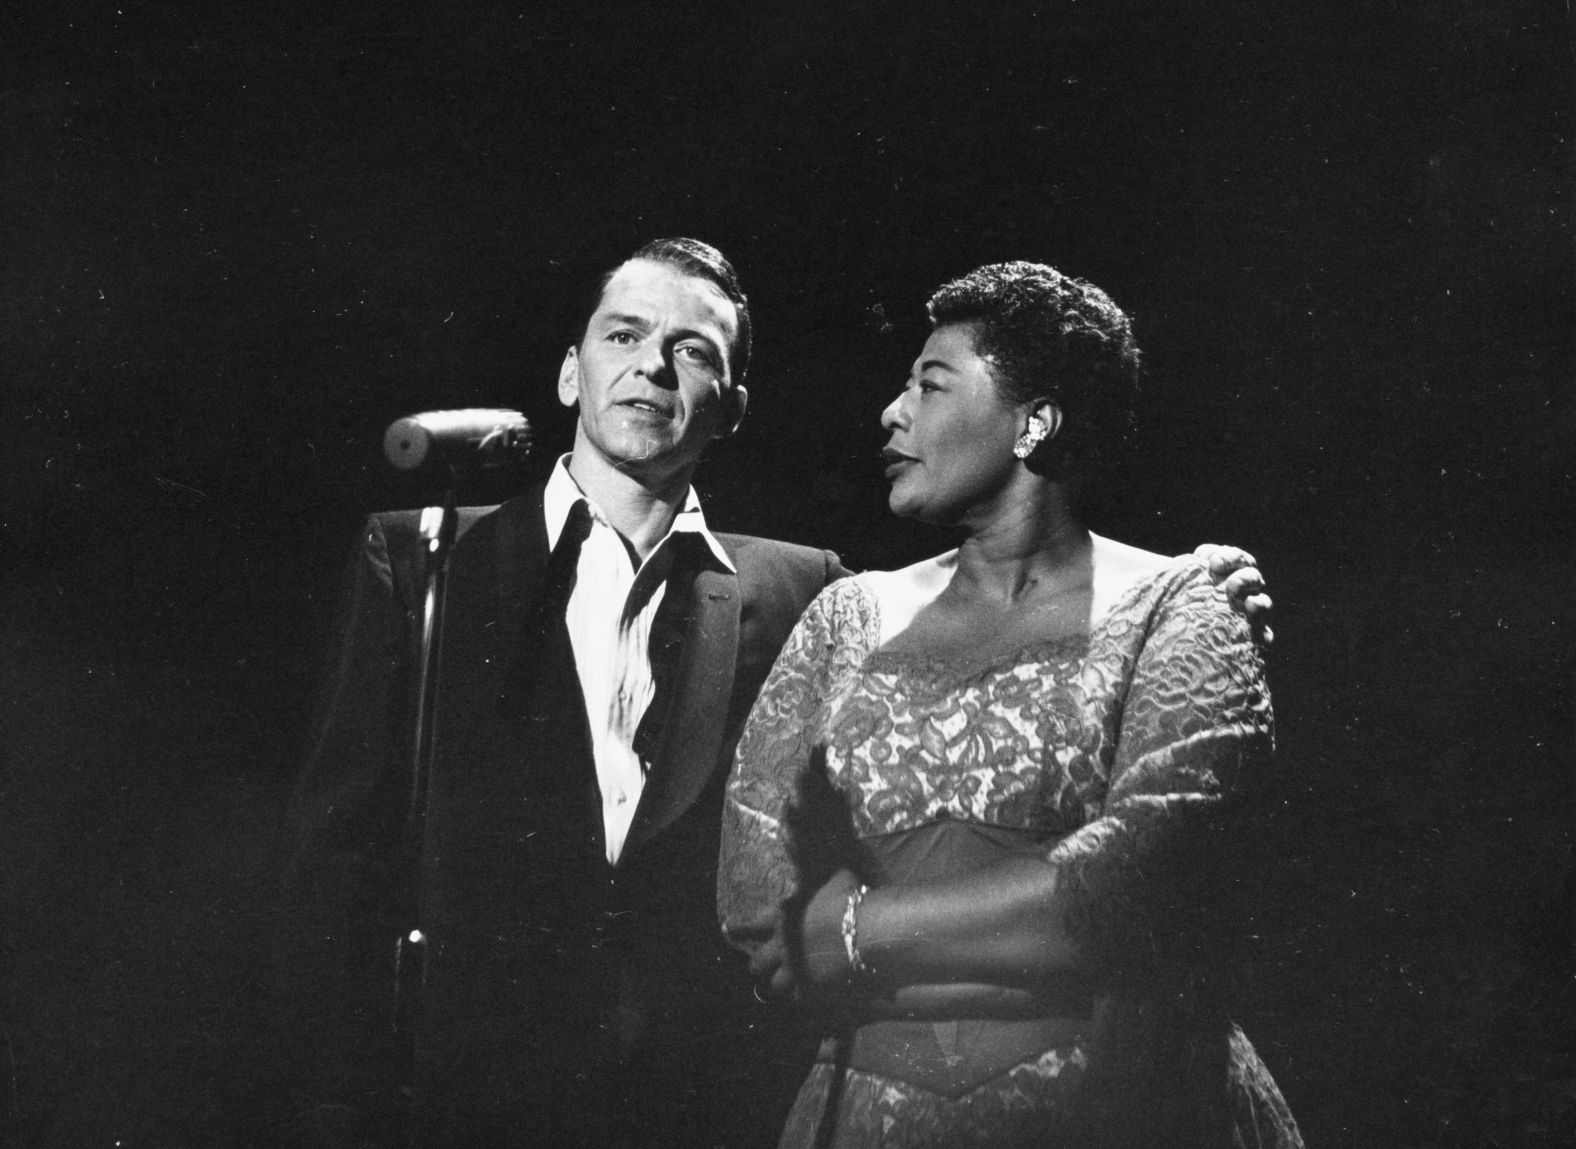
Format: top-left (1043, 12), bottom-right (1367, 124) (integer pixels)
top-left (841, 882), bottom-right (870, 978)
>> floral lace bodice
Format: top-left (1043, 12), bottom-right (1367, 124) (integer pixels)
top-left (715, 554), bottom-right (1303, 1149)
top-left (718, 555), bottom-right (1274, 957)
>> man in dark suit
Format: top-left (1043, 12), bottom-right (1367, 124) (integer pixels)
top-left (273, 237), bottom-right (1272, 1147)
top-left (275, 238), bottom-right (844, 1147)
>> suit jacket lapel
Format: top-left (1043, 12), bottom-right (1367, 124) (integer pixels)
top-left (626, 563), bottom-right (740, 853)
top-left (444, 490), bottom-right (742, 859)
top-left (431, 487), bottom-right (585, 810)
top-left (486, 488), bottom-right (558, 712)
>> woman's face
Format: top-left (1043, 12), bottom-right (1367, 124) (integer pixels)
top-left (880, 323), bottom-right (1028, 524)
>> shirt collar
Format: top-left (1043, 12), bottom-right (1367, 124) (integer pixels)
top-left (543, 455), bottom-right (735, 573)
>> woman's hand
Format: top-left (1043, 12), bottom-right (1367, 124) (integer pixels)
top-left (1193, 542), bottom-right (1274, 646)
top-left (723, 870), bottom-right (863, 1000)
top-left (720, 910), bottom-right (796, 998)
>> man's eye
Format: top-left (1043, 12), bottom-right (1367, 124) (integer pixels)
top-left (609, 331), bottom-right (637, 345)
top-left (678, 344), bottom-right (717, 367)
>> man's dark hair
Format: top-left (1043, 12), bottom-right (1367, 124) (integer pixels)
top-left (581, 237), bottom-right (753, 383)
top-left (927, 261), bottom-right (1140, 483)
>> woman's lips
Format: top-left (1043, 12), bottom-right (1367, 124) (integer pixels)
top-left (882, 448), bottom-right (916, 478)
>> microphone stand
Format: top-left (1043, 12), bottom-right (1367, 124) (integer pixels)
top-left (390, 476), bottom-right (457, 1134)
top-left (378, 411), bottom-right (531, 1142)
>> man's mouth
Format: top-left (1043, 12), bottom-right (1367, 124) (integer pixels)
top-left (620, 399), bottom-right (673, 418)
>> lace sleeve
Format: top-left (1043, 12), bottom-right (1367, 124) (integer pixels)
top-left (1048, 563), bottom-right (1274, 987)
top-left (717, 579), bottom-right (878, 940)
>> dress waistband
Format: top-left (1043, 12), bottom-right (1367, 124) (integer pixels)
top-left (817, 1013), bottom-right (1091, 1099)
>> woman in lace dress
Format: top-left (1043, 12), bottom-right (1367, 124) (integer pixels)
top-left (718, 262), bottom-right (1303, 1148)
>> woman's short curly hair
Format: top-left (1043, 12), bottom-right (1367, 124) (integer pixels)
top-left (927, 261), bottom-right (1140, 483)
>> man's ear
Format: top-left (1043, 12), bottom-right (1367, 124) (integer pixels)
top-left (714, 384), bottom-right (749, 438)
top-left (1028, 399), bottom-right (1063, 441)
top-left (556, 347), bottom-right (581, 408)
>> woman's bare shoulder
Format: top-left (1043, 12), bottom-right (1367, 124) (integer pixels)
top-left (1088, 535), bottom-right (1176, 623)
top-left (1090, 534), bottom-right (1172, 575)
top-left (861, 550), bottom-right (958, 645)
top-left (862, 550), bottom-right (956, 592)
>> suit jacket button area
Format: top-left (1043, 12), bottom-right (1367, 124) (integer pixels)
top-left (274, 495), bottom-right (843, 1135)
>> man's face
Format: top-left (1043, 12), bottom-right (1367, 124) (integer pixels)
top-left (558, 259), bottom-right (745, 487)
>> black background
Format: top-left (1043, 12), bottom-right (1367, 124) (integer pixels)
top-left (1, 1), bottom-right (1571, 1145)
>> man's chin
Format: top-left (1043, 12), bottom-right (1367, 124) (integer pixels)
top-left (572, 426), bottom-right (708, 489)
top-left (605, 441), bottom-right (698, 485)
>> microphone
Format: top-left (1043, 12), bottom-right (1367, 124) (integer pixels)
top-left (383, 409), bottom-right (534, 471)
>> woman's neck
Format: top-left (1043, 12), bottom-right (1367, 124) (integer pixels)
top-left (948, 488), bottom-right (1090, 604)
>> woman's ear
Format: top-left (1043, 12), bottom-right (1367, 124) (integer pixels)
top-left (1029, 399), bottom-right (1063, 442)
top-left (1013, 400), bottom-right (1062, 461)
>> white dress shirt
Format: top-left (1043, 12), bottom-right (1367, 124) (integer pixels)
top-left (542, 458), bottom-right (735, 865)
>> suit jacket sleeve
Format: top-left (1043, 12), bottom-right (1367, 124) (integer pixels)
top-left (271, 513), bottom-right (417, 1136)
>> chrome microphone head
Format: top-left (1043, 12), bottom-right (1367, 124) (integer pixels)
top-left (383, 409), bottom-right (533, 471)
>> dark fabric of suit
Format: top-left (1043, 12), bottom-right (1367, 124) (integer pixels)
top-left (273, 487), bottom-right (844, 1148)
